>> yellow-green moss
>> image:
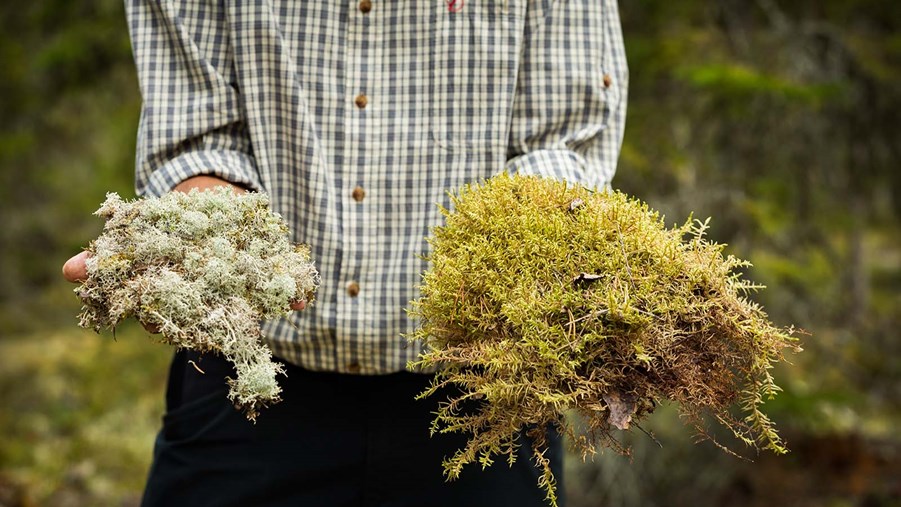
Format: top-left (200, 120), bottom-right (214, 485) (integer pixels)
top-left (408, 173), bottom-right (801, 505)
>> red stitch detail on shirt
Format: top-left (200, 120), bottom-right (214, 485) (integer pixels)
top-left (447, 0), bottom-right (463, 13)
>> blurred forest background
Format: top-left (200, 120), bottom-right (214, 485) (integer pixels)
top-left (0, 0), bottom-right (898, 506)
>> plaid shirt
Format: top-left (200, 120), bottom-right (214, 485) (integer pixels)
top-left (126, 0), bottom-right (628, 374)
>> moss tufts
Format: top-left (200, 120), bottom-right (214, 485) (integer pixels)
top-left (408, 173), bottom-right (801, 505)
top-left (76, 188), bottom-right (320, 421)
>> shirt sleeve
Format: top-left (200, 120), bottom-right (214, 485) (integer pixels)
top-left (504, 0), bottom-right (628, 190)
top-left (126, 0), bottom-right (262, 197)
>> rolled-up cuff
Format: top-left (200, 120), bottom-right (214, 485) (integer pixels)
top-left (504, 149), bottom-right (612, 191)
top-left (139, 149), bottom-right (262, 197)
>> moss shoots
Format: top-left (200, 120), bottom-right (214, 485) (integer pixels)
top-left (408, 173), bottom-right (801, 505)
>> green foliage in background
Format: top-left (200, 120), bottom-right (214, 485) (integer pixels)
top-left (0, 325), bottom-right (169, 507)
top-left (0, 0), bottom-right (140, 334)
top-left (0, 0), bottom-right (898, 506)
top-left (588, 1), bottom-right (901, 505)
top-left (615, 0), bottom-right (901, 436)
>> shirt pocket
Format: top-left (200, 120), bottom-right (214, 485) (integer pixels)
top-left (429, 0), bottom-right (526, 152)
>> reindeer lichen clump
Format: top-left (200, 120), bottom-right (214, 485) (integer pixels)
top-left (76, 188), bottom-right (319, 421)
top-left (409, 173), bottom-right (800, 505)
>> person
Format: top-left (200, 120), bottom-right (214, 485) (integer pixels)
top-left (63, 0), bottom-right (628, 505)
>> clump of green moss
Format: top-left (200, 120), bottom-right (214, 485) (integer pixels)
top-left (76, 188), bottom-right (319, 421)
top-left (409, 173), bottom-right (801, 505)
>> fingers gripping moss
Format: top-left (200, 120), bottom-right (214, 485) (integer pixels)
top-left (408, 174), bottom-right (801, 505)
top-left (76, 188), bottom-right (320, 421)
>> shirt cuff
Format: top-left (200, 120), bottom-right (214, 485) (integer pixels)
top-left (504, 149), bottom-right (612, 191)
top-left (140, 149), bottom-right (262, 197)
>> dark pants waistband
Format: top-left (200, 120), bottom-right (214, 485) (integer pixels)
top-left (142, 350), bottom-right (565, 507)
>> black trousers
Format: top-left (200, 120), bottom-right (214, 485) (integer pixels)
top-left (142, 350), bottom-right (564, 507)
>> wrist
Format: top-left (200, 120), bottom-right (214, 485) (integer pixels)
top-left (174, 176), bottom-right (247, 194)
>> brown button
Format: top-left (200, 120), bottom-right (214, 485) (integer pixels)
top-left (346, 362), bottom-right (361, 373)
top-left (602, 74), bottom-right (613, 88)
top-left (359, 0), bottom-right (372, 13)
top-left (354, 94), bottom-right (368, 109)
top-left (352, 186), bottom-right (366, 202)
top-left (347, 281), bottom-right (360, 297)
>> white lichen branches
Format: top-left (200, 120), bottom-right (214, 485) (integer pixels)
top-left (76, 188), bottom-right (320, 421)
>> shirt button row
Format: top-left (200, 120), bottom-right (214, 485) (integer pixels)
top-left (349, 2), bottom-right (367, 306)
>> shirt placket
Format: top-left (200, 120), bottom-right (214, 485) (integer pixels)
top-left (338, 0), bottom-right (377, 374)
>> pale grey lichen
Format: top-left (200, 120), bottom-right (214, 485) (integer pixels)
top-left (76, 188), bottom-right (320, 421)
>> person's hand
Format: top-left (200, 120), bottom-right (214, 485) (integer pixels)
top-left (62, 250), bottom-right (89, 283)
top-left (172, 175), bottom-right (246, 195)
top-left (63, 250), bottom-right (167, 334)
top-left (64, 251), bottom-right (307, 312)
top-left (62, 176), bottom-right (306, 323)
top-left (63, 176), bottom-right (241, 283)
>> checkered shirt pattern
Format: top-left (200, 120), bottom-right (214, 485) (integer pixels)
top-left (126, 0), bottom-right (629, 374)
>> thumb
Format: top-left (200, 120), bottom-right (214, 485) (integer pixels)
top-left (62, 251), bottom-right (90, 283)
